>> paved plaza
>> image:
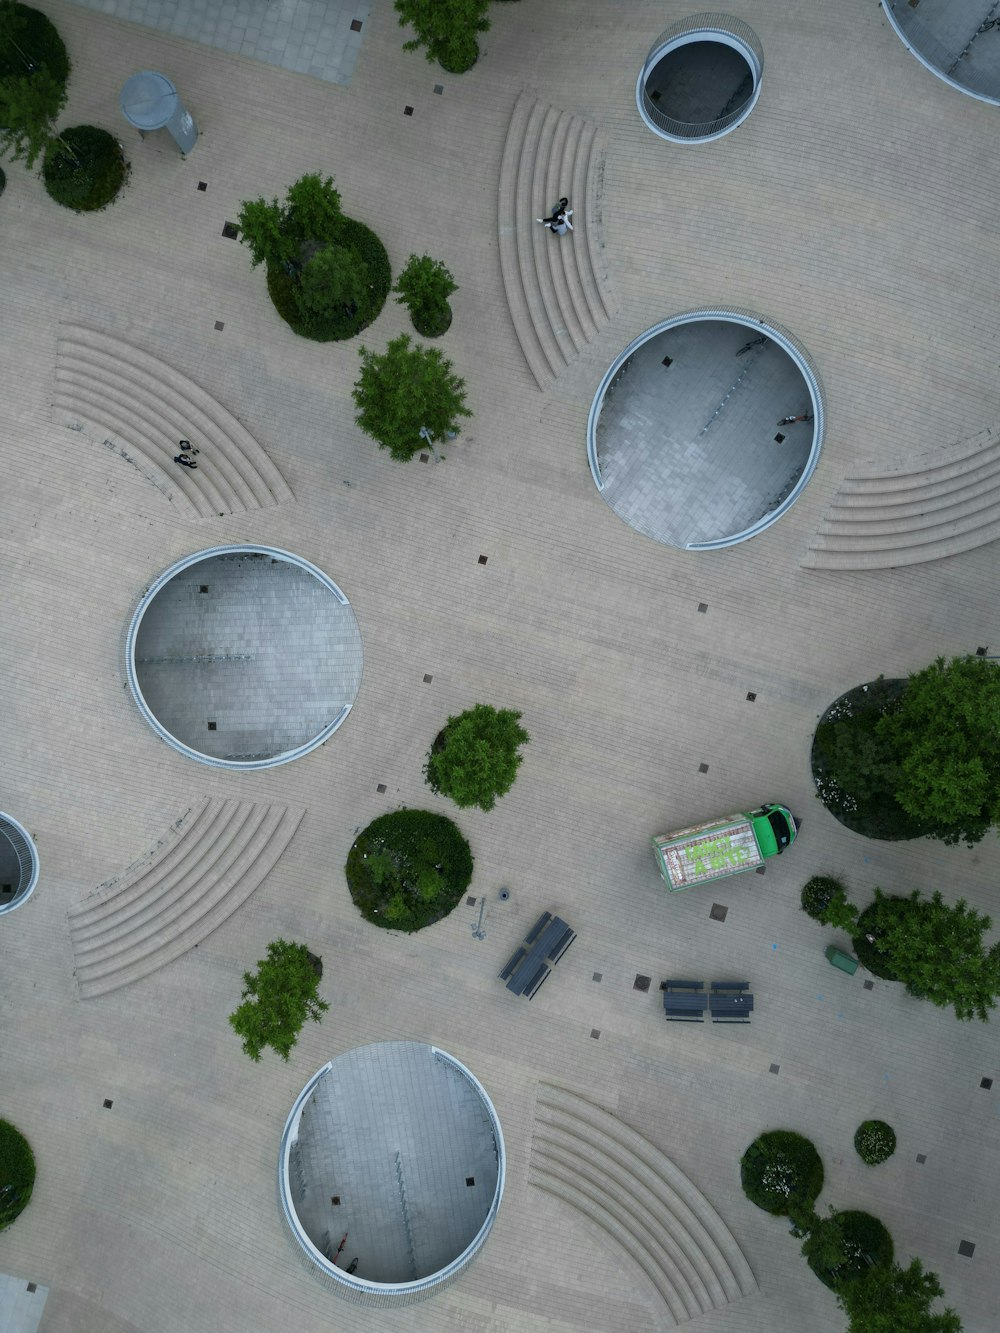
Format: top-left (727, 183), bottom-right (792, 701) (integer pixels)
top-left (1, 2), bottom-right (999, 1331)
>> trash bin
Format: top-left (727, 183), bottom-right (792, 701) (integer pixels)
top-left (825, 944), bottom-right (859, 975)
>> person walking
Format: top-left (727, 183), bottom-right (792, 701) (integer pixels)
top-left (178, 439), bottom-right (200, 454)
top-left (173, 453), bottom-right (198, 469)
top-left (536, 199), bottom-right (573, 233)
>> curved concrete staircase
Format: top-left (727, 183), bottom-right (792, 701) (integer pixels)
top-left (530, 1084), bottom-right (756, 1326)
top-left (803, 426), bottom-right (1000, 569)
top-left (498, 91), bottom-right (616, 390)
top-left (68, 797), bottom-right (304, 998)
top-left (53, 324), bottom-right (294, 519)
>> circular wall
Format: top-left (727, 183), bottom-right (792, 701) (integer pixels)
top-left (881, 0), bottom-right (1000, 105)
top-left (126, 545), bottom-right (363, 770)
top-left (588, 309), bottom-right (824, 550)
top-left (0, 813), bottom-right (39, 915)
top-left (637, 14), bottom-right (764, 142)
top-left (279, 1042), bottom-right (505, 1307)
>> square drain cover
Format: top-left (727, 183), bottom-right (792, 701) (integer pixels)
top-left (710, 903), bottom-right (728, 922)
top-left (633, 974), bottom-right (650, 992)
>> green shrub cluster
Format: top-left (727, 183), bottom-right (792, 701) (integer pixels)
top-left (800, 874), bottom-right (857, 930)
top-left (424, 704), bottom-right (529, 810)
top-left (740, 1130), bottom-right (823, 1216)
top-left (803, 1208), bottom-right (894, 1291)
top-left (394, 253), bottom-right (458, 337)
top-left (0, 1118), bottom-right (35, 1231)
top-left (854, 1120), bottom-right (897, 1166)
top-left (42, 125), bottom-right (127, 211)
top-left (395, 0), bottom-right (490, 73)
top-left (346, 809), bottom-right (473, 932)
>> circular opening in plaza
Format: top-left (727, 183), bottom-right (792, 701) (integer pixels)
top-left (637, 14), bottom-right (764, 142)
top-left (881, 0), bottom-right (1000, 105)
top-left (279, 1042), bottom-right (505, 1307)
top-left (0, 813), bottom-right (40, 915)
top-left (588, 309), bottom-right (824, 550)
top-left (126, 545), bottom-right (363, 769)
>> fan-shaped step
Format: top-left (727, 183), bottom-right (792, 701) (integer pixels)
top-left (531, 1083), bottom-right (756, 1323)
top-left (804, 427), bottom-right (1000, 568)
top-left (69, 797), bottom-right (304, 997)
top-left (498, 90), bottom-right (616, 390)
top-left (53, 323), bottom-right (293, 517)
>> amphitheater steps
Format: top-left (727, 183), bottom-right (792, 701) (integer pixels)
top-left (498, 91), bottom-right (617, 390)
top-left (529, 1085), bottom-right (756, 1323)
top-left (803, 428), bottom-right (1000, 569)
top-left (68, 797), bottom-right (305, 998)
top-left (53, 324), bottom-right (294, 517)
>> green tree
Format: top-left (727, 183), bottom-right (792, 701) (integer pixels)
top-left (837, 1257), bottom-right (961, 1333)
top-left (237, 173), bottom-right (342, 269)
top-left (295, 244), bottom-right (368, 325)
top-left (228, 939), bottom-right (329, 1062)
top-left (878, 655), bottom-right (1000, 845)
top-left (0, 67), bottom-right (65, 166)
top-left (395, 0), bottom-right (490, 72)
top-left (236, 194), bottom-right (291, 269)
top-left (854, 890), bottom-right (1000, 1022)
top-left (424, 703), bottom-right (529, 810)
top-left (394, 253), bottom-right (458, 336)
top-left (0, 1118), bottom-right (35, 1231)
top-left (353, 333), bottom-right (471, 461)
top-left (801, 1207), bottom-right (849, 1274)
top-left (285, 171), bottom-right (342, 246)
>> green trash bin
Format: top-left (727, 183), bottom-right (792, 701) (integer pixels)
top-left (825, 945), bottom-right (859, 975)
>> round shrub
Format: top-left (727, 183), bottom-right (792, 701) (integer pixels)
top-left (801, 875), bottom-right (845, 920)
top-left (266, 215), bottom-right (390, 341)
top-left (811, 679), bottom-right (929, 841)
top-left (854, 1120), bottom-right (896, 1166)
top-left (804, 1209), bottom-right (893, 1290)
top-left (740, 1130), bottom-right (824, 1216)
top-left (346, 808), bottom-right (473, 932)
top-left (42, 127), bottom-right (128, 212)
top-left (0, 4), bottom-right (70, 85)
top-left (412, 302), bottom-right (452, 337)
top-left (0, 1119), bottom-right (36, 1231)
top-left (438, 35), bottom-right (479, 73)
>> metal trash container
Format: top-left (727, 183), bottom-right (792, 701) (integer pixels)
top-left (825, 944), bottom-right (859, 975)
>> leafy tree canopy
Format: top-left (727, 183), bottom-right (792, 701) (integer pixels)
top-left (837, 1257), bottom-right (961, 1333)
top-left (853, 890), bottom-right (1000, 1022)
top-left (800, 874), bottom-right (858, 931)
top-left (0, 1118), bottom-right (35, 1231)
top-left (395, 0), bottom-right (490, 70)
top-left (228, 939), bottom-right (328, 1062)
top-left (295, 243), bottom-right (368, 324)
top-left (0, 66), bottom-right (65, 166)
top-left (878, 656), bottom-right (1000, 844)
top-left (353, 333), bottom-right (471, 461)
top-left (237, 173), bottom-right (342, 269)
top-left (346, 808), bottom-right (473, 932)
top-left (424, 703), bottom-right (529, 810)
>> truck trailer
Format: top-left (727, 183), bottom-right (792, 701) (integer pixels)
top-left (652, 804), bottom-right (798, 891)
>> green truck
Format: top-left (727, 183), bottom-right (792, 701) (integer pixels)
top-left (652, 804), bottom-right (798, 891)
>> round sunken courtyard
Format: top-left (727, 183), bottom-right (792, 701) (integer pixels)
top-left (0, 813), bottom-right (40, 916)
top-left (279, 1041), bottom-right (505, 1306)
top-left (126, 545), bottom-right (363, 769)
top-left (588, 309), bottom-right (824, 550)
top-left (637, 15), bottom-right (764, 142)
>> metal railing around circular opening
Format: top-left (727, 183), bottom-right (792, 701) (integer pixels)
top-left (636, 13), bottom-right (764, 142)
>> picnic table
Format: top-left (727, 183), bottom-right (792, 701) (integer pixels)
top-left (499, 911), bottom-right (576, 999)
top-left (660, 980), bottom-right (755, 1023)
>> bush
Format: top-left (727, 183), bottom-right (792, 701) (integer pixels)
top-left (854, 1120), bottom-right (896, 1166)
top-left (740, 1130), bottom-right (824, 1216)
top-left (266, 216), bottom-right (390, 341)
top-left (804, 1208), bottom-right (894, 1291)
top-left (800, 874), bottom-right (858, 930)
top-left (424, 704), bottom-right (529, 810)
top-left (394, 254), bottom-right (457, 337)
top-left (811, 679), bottom-right (929, 841)
top-left (346, 808), bottom-right (473, 932)
top-left (0, 1118), bottom-right (35, 1231)
top-left (395, 0), bottom-right (490, 73)
top-left (42, 126), bottom-right (127, 211)
top-left (228, 939), bottom-right (329, 1062)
